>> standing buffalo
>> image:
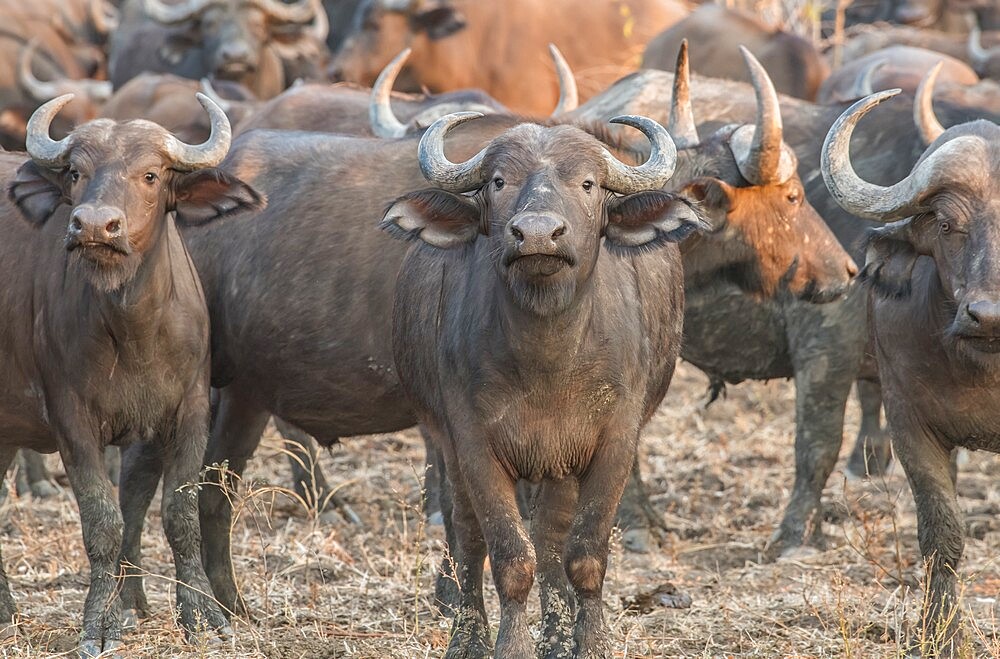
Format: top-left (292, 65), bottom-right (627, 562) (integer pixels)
top-left (642, 4), bottom-right (829, 101)
top-left (822, 89), bottom-right (1000, 656)
top-left (385, 111), bottom-right (700, 657)
top-left (1, 93), bottom-right (259, 655)
top-left (109, 0), bottom-right (329, 98)
top-left (327, 0), bottom-right (689, 114)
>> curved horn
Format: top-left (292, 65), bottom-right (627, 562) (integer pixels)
top-left (250, 0), bottom-right (315, 23)
top-left (200, 78), bottom-right (232, 113)
top-left (25, 94), bottom-right (75, 168)
top-left (90, 0), bottom-right (119, 36)
top-left (417, 112), bottom-right (488, 191)
top-left (548, 44), bottom-right (578, 115)
top-left (968, 18), bottom-right (993, 71)
top-left (143, 0), bottom-right (216, 24)
top-left (369, 48), bottom-right (410, 138)
top-left (845, 58), bottom-right (885, 100)
top-left (914, 61), bottom-right (945, 145)
top-left (308, 0), bottom-right (329, 42)
top-left (19, 40), bottom-right (112, 103)
top-left (820, 89), bottom-right (979, 222)
top-left (162, 93), bottom-right (232, 170)
top-left (667, 39), bottom-right (699, 149)
top-left (729, 46), bottom-right (794, 185)
top-left (601, 115), bottom-right (678, 194)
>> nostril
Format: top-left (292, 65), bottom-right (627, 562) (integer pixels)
top-left (846, 262), bottom-right (858, 277)
top-left (105, 220), bottom-right (121, 236)
top-left (70, 217), bottom-right (83, 233)
top-left (967, 304), bottom-right (981, 324)
top-left (511, 226), bottom-right (524, 242)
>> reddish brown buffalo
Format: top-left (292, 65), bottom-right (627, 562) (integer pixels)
top-left (328, 0), bottom-right (688, 114)
top-left (642, 4), bottom-right (829, 101)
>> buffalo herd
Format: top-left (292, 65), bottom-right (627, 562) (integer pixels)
top-left (0, 0), bottom-right (997, 657)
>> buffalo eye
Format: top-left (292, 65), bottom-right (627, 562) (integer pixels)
top-left (69, 169), bottom-right (81, 184)
top-left (582, 180), bottom-right (594, 193)
top-left (786, 190), bottom-right (800, 205)
top-left (143, 172), bottom-right (158, 185)
top-left (493, 177), bottom-right (505, 191)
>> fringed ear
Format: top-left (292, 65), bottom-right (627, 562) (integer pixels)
top-left (381, 189), bottom-right (481, 249)
top-left (860, 220), bottom-right (920, 298)
top-left (604, 190), bottom-right (706, 254)
top-left (8, 161), bottom-right (66, 225)
top-left (171, 168), bottom-right (265, 226)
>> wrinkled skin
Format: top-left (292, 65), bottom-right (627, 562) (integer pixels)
top-left (109, 0), bottom-right (328, 98)
top-left (0, 111), bottom-right (260, 655)
top-left (846, 120), bottom-right (1000, 654)
top-left (642, 5), bottom-right (829, 101)
top-left (571, 70), bottom-right (999, 555)
top-left (328, 0), bottom-right (688, 114)
top-left (386, 121), bottom-right (700, 659)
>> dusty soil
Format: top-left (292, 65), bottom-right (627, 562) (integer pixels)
top-left (1, 360), bottom-right (998, 657)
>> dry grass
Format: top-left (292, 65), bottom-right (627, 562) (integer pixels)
top-left (1, 360), bottom-right (998, 657)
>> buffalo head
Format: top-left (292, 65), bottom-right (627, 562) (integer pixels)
top-left (382, 112), bottom-right (704, 316)
top-left (823, 80), bottom-right (1000, 365)
top-left (670, 44), bottom-right (857, 303)
top-left (8, 93), bottom-right (262, 291)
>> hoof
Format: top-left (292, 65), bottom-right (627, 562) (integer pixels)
top-left (121, 609), bottom-right (138, 632)
top-left (78, 638), bottom-right (121, 659)
top-left (622, 527), bottom-right (652, 554)
top-left (29, 481), bottom-right (59, 499)
top-left (777, 545), bottom-right (820, 561)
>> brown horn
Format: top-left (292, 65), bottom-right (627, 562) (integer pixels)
top-left (250, 0), bottom-right (315, 24)
top-left (308, 0), bottom-right (328, 42)
top-left (729, 46), bottom-right (795, 185)
top-left (370, 48), bottom-right (410, 139)
top-left (821, 89), bottom-right (981, 221)
top-left (600, 115), bottom-right (678, 194)
top-left (667, 39), bottom-right (699, 149)
top-left (90, 0), bottom-right (119, 36)
top-left (162, 93), bottom-right (232, 170)
top-left (417, 112), bottom-right (489, 191)
top-left (549, 44), bottom-right (578, 115)
top-left (19, 40), bottom-right (112, 103)
top-left (914, 61), bottom-right (945, 145)
top-left (143, 0), bottom-right (217, 24)
top-left (25, 94), bottom-right (75, 167)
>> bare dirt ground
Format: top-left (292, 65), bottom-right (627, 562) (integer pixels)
top-left (1, 360), bottom-right (998, 658)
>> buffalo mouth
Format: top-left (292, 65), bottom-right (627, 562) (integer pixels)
top-left (506, 253), bottom-right (574, 277)
top-left (67, 238), bottom-right (131, 263)
top-left (954, 335), bottom-right (1000, 354)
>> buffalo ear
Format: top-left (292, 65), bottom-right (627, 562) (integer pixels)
top-left (680, 178), bottom-right (735, 231)
top-left (410, 7), bottom-right (467, 40)
top-left (8, 161), bottom-right (66, 225)
top-left (381, 189), bottom-right (481, 249)
top-left (171, 168), bottom-right (265, 226)
top-left (860, 220), bottom-right (920, 298)
top-left (604, 190), bottom-right (706, 253)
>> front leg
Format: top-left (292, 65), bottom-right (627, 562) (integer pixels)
top-left (161, 398), bottom-right (232, 641)
top-left (57, 431), bottom-right (124, 659)
top-left (892, 417), bottom-right (964, 656)
top-left (846, 379), bottom-right (892, 478)
top-left (532, 478), bottom-right (578, 659)
top-left (0, 447), bottom-right (19, 627)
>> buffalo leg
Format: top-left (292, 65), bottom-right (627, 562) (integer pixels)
top-left (104, 446), bottom-right (121, 487)
top-left (534, 478), bottom-right (578, 659)
top-left (442, 477), bottom-right (491, 659)
top-left (895, 422), bottom-right (964, 655)
top-left (199, 387), bottom-right (269, 615)
top-left (161, 403), bottom-right (232, 638)
top-left (613, 456), bottom-right (659, 553)
top-left (58, 431), bottom-right (124, 658)
top-left (16, 451), bottom-right (58, 499)
top-left (0, 448), bottom-right (18, 626)
top-left (420, 427), bottom-right (443, 524)
top-left (273, 419), bottom-right (330, 509)
top-left (846, 380), bottom-right (892, 478)
top-left (565, 433), bottom-right (636, 658)
top-left (430, 441), bottom-right (460, 615)
top-left (768, 346), bottom-right (854, 557)
top-left (117, 441), bottom-right (162, 626)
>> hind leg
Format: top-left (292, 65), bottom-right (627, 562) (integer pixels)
top-left (0, 448), bottom-right (18, 627)
top-left (846, 380), bottom-right (892, 478)
top-left (117, 441), bottom-right (162, 626)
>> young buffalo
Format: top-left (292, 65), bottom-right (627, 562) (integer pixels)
top-left (384, 113), bottom-right (702, 657)
top-left (1, 93), bottom-right (260, 656)
top-left (822, 86), bottom-right (1000, 654)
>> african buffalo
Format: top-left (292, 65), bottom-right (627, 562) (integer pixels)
top-left (1, 93), bottom-right (259, 656)
top-left (642, 4), bottom-right (829, 101)
top-left (818, 46), bottom-right (978, 103)
top-left (327, 0), bottom-right (688, 114)
top-left (108, 0), bottom-right (328, 98)
top-left (822, 87), bottom-right (1000, 656)
top-left (968, 17), bottom-right (1000, 79)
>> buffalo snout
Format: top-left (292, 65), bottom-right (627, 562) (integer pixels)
top-left (215, 41), bottom-right (258, 77)
top-left (67, 205), bottom-right (129, 254)
top-left (958, 298), bottom-right (1000, 337)
top-left (508, 213), bottom-right (567, 256)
